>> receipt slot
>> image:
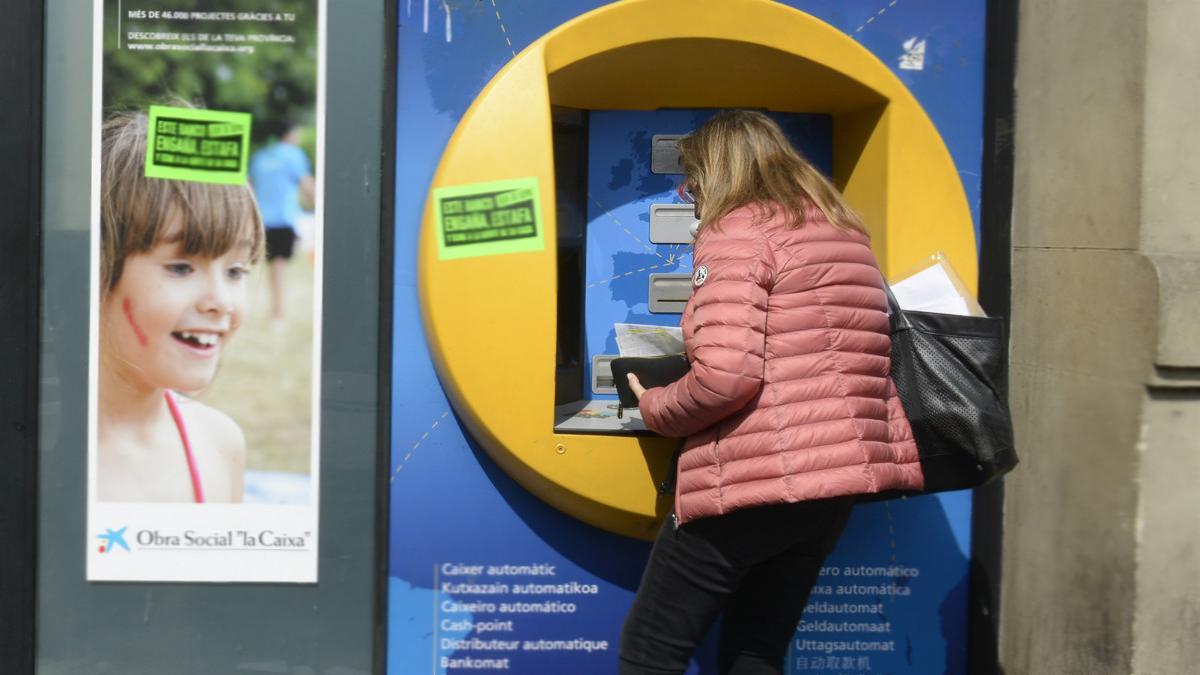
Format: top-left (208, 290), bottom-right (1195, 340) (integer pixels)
top-left (418, 0), bottom-right (976, 539)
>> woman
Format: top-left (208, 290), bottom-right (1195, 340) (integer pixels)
top-left (619, 111), bottom-right (923, 674)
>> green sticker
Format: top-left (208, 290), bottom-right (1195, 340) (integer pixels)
top-left (435, 177), bottom-right (544, 260)
top-left (144, 106), bottom-right (252, 185)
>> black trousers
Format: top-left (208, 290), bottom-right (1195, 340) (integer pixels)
top-left (618, 497), bottom-right (855, 675)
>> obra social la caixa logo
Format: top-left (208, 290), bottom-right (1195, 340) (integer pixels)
top-left (97, 526), bottom-right (131, 553)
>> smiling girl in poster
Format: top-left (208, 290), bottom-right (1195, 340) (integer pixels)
top-left (96, 111), bottom-right (264, 504)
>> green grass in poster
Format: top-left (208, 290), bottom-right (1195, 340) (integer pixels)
top-left (145, 105), bottom-right (252, 185)
top-left (435, 177), bottom-right (544, 260)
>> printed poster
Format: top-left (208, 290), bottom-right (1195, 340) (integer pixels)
top-left (87, 0), bottom-right (326, 582)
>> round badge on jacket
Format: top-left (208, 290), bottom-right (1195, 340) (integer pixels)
top-left (692, 265), bottom-right (708, 287)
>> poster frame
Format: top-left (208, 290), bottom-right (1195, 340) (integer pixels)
top-left (23, 0), bottom-right (393, 671)
top-left (85, 0), bottom-right (327, 583)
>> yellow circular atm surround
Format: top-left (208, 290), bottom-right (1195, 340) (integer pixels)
top-left (418, 0), bottom-right (978, 540)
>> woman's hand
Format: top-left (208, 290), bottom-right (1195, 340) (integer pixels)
top-left (626, 373), bottom-right (647, 401)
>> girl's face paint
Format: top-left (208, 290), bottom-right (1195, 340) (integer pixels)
top-left (101, 234), bottom-right (251, 394)
top-left (122, 297), bottom-right (149, 347)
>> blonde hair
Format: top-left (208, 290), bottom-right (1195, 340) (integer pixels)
top-left (677, 110), bottom-right (866, 235)
top-left (100, 111), bottom-right (265, 294)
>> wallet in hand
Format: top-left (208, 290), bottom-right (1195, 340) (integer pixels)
top-left (611, 354), bottom-right (690, 416)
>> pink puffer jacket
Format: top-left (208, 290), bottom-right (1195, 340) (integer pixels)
top-left (639, 204), bottom-right (924, 525)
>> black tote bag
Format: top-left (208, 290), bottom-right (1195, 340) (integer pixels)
top-left (880, 284), bottom-right (1018, 495)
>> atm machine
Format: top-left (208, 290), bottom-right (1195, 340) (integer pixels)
top-left (397, 1), bottom-right (986, 672)
top-left (418, 0), bottom-right (977, 538)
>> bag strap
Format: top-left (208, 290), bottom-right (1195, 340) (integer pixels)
top-left (881, 278), bottom-right (912, 329)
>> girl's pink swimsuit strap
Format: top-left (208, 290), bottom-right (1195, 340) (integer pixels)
top-left (164, 391), bottom-right (205, 503)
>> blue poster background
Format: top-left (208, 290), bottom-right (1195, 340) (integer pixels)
top-left (391, 2), bottom-right (985, 673)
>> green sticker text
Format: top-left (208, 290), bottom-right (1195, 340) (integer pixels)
top-left (145, 106), bottom-right (252, 185)
top-left (434, 178), bottom-right (544, 260)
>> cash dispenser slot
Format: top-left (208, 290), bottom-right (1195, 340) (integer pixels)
top-left (650, 134), bottom-right (686, 174)
top-left (648, 274), bottom-right (692, 313)
top-left (591, 355), bottom-right (617, 395)
top-left (649, 204), bottom-right (698, 244)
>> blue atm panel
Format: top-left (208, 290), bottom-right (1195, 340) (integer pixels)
top-left (391, 1), bottom-right (986, 673)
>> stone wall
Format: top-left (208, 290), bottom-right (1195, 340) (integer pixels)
top-left (1001, 1), bottom-right (1200, 673)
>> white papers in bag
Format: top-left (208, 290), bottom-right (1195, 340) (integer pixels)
top-left (891, 255), bottom-right (987, 317)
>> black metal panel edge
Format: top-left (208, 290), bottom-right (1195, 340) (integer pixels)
top-left (971, 1), bottom-right (1018, 673)
top-left (0, 0), bottom-right (44, 671)
top-left (375, 0), bottom-right (399, 672)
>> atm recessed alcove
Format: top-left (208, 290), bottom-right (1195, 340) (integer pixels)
top-left (419, 0), bottom-right (976, 539)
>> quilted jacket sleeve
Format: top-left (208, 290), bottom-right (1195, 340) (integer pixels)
top-left (638, 217), bottom-right (775, 438)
